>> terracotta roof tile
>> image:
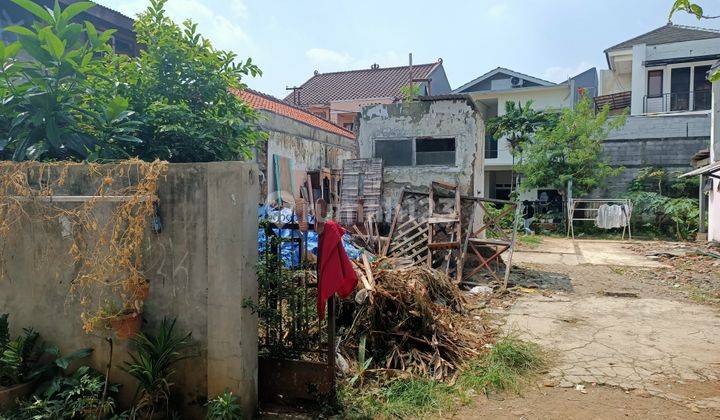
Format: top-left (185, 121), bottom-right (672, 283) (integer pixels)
top-left (284, 62), bottom-right (442, 105)
top-left (235, 89), bottom-right (356, 140)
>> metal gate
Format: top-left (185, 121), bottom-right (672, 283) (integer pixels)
top-left (257, 216), bottom-right (336, 408)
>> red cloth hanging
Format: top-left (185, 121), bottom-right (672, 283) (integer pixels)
top-left (317, 220), bottom-right (357, 319)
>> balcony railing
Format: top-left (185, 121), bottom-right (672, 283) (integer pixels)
top-left (594, 91), bottom-right (631, 114)
top-left (644, 90), bottom-right (711, 113)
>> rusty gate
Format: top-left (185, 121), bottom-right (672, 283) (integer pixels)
top-left (256, 215), bottom-right (336, 408)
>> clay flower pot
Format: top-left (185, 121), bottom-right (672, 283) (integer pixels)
top-left (110, 311), bottom-right (142, 340)
top-left (0, 381), bottom-right (35, 410)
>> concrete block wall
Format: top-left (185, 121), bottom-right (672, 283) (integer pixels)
top-left (598, 113), bottom-right (710, 196)
top-left (0, 162), bottom-right (259, 419)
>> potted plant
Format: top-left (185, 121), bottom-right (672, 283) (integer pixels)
top-left (0, 314), bottom-right (43, 410)
top-left (88, 301), bottom-right (143, 340)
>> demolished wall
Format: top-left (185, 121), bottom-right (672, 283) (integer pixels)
top-left (357, 98), bottom-right (485, 220)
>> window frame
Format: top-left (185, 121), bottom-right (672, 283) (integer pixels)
top-left (647, 70), bottom-right (664, 98)
top-left (373, 136), bottom-right (458, 167)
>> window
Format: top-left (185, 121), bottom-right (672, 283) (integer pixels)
top-left (415, 138), bottom-right (455, 165)
top-left (485, 134), bottom-right (498, 159)
top-left (374, 139), bottom-right (413, 166)
top-left (373, 137), bottom-right (456, 167)
top-left (647, 70), bottom-right (663, 98)
top-left (670, 67), bottom-right (691, 111)
top-left (694, 65), bottom-right (712, 111)
top-left (343, 122), bottom-right (354, 131)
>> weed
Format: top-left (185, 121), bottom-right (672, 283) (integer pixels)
top-left (518, 235), bottom-right (543, 248)
top-left (341, 378), bottom-right (455, 419)
top-left (342, 337), bottom-right (545, 418)
top-left (457, 336), bottom-right (544, 398)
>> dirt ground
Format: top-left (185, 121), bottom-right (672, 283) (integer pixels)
top-left (456, 237), bottom-right (720, 419)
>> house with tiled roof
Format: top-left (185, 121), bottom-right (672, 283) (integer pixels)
top-left (236, 89), bottom-right (357, 205)
top-left (453, 66), bottom-right (598, 201)
top-left (1, 0), bottom-right (137, 55)
top-left (284, 59), bottom-right (451, 131)
top-left (594, 22), bottom-right (720, 197)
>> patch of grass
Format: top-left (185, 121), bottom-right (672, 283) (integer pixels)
top-left (341, 378), bottom-right (455, 419)
top-left (518, 235), bottom-right (543, 248)
top-left (457, 336), bottom-right (545, 397)
top-left (687, 288), bottom-right (720, 305)
top-left (341, 337), bottom-right (545, 418)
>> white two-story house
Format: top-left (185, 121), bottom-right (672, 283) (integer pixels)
top-left (595, 23), bottom-right (720, 196)
top-left (453, 67), bottom-right (598, 201)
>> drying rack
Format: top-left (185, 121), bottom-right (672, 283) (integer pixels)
top-left (567, 198), bottom-right (633, 240)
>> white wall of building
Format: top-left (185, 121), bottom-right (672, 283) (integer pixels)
top-left (709, 79), bottom-right (720, 241)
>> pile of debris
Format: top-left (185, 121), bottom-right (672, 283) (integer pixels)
top-left (339, 256), bottom-right (491, 381)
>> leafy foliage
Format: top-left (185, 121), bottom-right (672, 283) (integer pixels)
top-left (628, 167), bottom-right (700, 240)
top-left (0, 0), bottom-right (264, 163)
top-left (121, 0), bottom-right (266, 162)
top-left (9, 366), bottom-right (119, 419)
top-left (486, 100), bottom-right (556, 156)
top-left (206, 389), bottom-right (243, 420)
top-left (0, 314), bottom-right (43, 387)
top-left (122, 318), bottom-right (192, 418)
top-left (0, 0), bottom-right (139, 161)
top-left (518, 97), bottom-right (627, 197)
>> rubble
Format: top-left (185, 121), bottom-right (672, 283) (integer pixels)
top-left (340, 256), bottom-right (491, 381)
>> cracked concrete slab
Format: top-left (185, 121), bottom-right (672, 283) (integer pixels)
top-left (504, 294), bottom-right (720, 391)
top-left (512, 238), bottom-right (665, 268)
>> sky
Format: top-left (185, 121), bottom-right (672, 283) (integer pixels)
top-left (94, 0), bottom-right (720, 99)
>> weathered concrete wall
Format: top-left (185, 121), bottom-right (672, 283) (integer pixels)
top-left (357, 99), bottom-right (484, 219)
top-left (0, 162), bottom-right (259, 419)
top-left (598, 113), bottom-right (710, 196)
top-left (256, 110), bottom-right (357, 201)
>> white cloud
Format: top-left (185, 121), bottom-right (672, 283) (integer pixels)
top-left (305, 48), bottom-right (407, 72)
top-left (306, 48), bottom-right (353, 67)
top-left (96, 0), bottom-right (254, 54)
top-left (229, 1), bottom-right (248, 18)
top-left (542, 61), bottom-right (593, 83)
top-left (488, 3), bottom-right (508, 18)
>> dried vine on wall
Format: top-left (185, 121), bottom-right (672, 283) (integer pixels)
top-left (0, 159), bottom-right (168, 333)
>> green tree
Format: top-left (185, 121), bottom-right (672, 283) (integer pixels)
top-left (518, 97), bottom-right (626, 197)
top-left (122, 0), bottom-right (265, 162)
top-left (0, 0), bottom-right (140, 161)
top-left (486, 100), bottom-right (556, 191)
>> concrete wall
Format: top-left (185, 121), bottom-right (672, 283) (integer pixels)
top-left (0, 162), bottom-right (259, 419)
top-left (256, 110), bottom-right (357, 201)
top-left (357, 99), bottom-right (484, 219)
top-left (428, 65), bottom-right (452, 95)
top-left (709, 78), bottom-right (720, 241)
top-left (599, 113), bottom-right (710, 196)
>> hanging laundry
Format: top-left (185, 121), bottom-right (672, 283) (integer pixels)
top-left (317, 220), bottom-right (358, 319)
top-left (595, 204), bottom-right (629, 229)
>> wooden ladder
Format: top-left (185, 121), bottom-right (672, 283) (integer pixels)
top-left (427, 181), bottom-right (463, 281)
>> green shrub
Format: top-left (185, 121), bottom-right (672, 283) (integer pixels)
top-left (10, 366), bottom-right (119, 419)
top-left (627, 167), bottom-right (700, 240)
top-left (0, 0), bottom-right (265, 163)
top-left (123, 318), bottom-right (192, 418)
top-left (206, 389), bottom-right (243, 420)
